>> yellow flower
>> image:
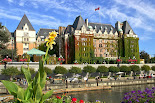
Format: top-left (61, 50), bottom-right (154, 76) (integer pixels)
top-left (45, 31), bottom-right (57, 49)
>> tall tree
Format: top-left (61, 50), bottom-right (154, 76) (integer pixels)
top-left (140, 51), bottom-right (150, 63)
top-left (0, 23), bottom-right (11, 58)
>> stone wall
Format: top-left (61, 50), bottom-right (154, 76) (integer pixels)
top-left (0, 63), bottom-right (155, 71)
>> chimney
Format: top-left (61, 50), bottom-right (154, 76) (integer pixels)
top-left (85, 19), bottom-right (88, 27)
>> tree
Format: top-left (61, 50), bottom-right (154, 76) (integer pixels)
top-left (69, 66), bottom-right (82, 74)
top-left (44, 67), bottom-right (52, 75)
top-left (1, 66), bottom-right (20, 80)
top-left (150, 57), bottom-right (155, 63)
top-left (54, 66), bottom-right (68, 74)
top-left (38, 42), bottom-right (59, 57)
top-left (96, 66), bottom-right (109, 77)
top-left (83, 65), bottom-right (96, 77)
top-left (140, 51), bottom-right (150, 63)
top-left (141, 65), bottom-right (151, 74)
top-left (119, 66), bottom-right (131, 76)
top-left (151, 66), bottom-right (155, 71)
top-left (0, 23), bottom-right (16, 59)
top-left (109, 66), bottom-right (119, 76)
top-left (130, 65), bottom-right (140, 75)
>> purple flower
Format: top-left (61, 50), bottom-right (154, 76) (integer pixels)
top-left (152, 87), bottom-right (155, 90)
top-left (131, 91), bottom-right (136, 93)
top-left (138, 90), bottom-right (142, 94)
top-left (136, 99), bottom-right (139, 102)
top-left (146, 99), bottom-right (149, 102)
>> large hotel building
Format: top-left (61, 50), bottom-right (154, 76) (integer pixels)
top-left (5, 14), bottom-right (139, 64)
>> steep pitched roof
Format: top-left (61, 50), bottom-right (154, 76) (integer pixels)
top-left (16, 14), bottom-right (35, 31)
top-left (64, 25), bottom-right (73, 34)
top-left (37, 28), bottom-right (58, 38)
top-left (122, 21), bottom-right (136, 35)
top-left (72, 15), bottom-right (87, 30)
top-left (0, 26), bottom-right (11, 37)
top-left (88, 23), bottom-right (117, 34)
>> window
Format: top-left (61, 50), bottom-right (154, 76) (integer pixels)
top-left (99, 39), bottom-right (102, 43)
top-left (100, 49), bottom-right (102, 52)
top-left (99, 44), bottom-right (102, 47)
top-left (96, 54), bottom-right (97, 57)
top-left (24, 38), bottom-right (26, 41)
top-left (25, 28), bottom-right (27, 30)
top-left (25, 43), bottom-right (27, 46)
top-left (27, 38), bottom-right (29, 41)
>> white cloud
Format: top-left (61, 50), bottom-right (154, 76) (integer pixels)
top-left (8, 0), bottom-right (13, 3)
top-left (114, 0), bottom-right (155, 21)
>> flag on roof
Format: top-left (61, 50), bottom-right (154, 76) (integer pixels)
top-left (95, 7), bottom-right (100, 11)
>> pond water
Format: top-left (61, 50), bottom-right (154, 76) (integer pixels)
top-left (64, 84), bottom-right (155, 103)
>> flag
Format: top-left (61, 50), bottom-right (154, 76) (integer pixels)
top-left (95, 7), bottom-right (100, 11)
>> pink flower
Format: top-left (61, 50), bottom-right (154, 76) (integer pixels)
top-left (72, 98), bottom-right (77, 102)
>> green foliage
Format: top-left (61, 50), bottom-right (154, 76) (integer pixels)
top-left (2, 59), bottom-right (53, 103)
top-left (69, 66), bottom-right (82, 74)
top-left (44, 67), bottom-right (52, 74)
top-left (83, 65), bottom-right (96, 73)
top-left (54, 66), bottom-right (68, 74)
top-left (96, 66), bottom-right (109, 73)
top-left (1, 66), bottom-right (20, 78)
top-left (141, 65), bottom-right (151, 72)
top-left (130, 65), bottom-right (140, 72)
top-left (120, 66), bottom-right (131, 73)
top-left (109, 66), bottom-right (120, 73)
top-left (151, 66), bottom-right (155, 71)
top-left (20, 67), bottom-right (35, 75)
top-left (140, 51), bottom-right (150, 63)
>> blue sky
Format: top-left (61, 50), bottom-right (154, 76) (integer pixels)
top-left (0, 0), bottom-right (155, 56)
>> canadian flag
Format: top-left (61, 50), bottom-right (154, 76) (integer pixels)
top-left (95, 7), bottom-right (100, 11)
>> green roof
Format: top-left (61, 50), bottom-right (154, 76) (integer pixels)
top-left (27, 48), bottom-right (46, 55)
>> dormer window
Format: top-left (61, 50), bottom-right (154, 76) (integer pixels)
top-left (95, 26), bottom-right (97, 29)
top-left (104, 26), bottom-right (107, 30)
top-left (110, 27), bottom-right (113, 30)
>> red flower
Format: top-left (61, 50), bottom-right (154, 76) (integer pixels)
top-left (56, 96), bottom-right (61, 99)
top-left (58, 58), bottom-right (61, 61)
top-left (79, 100), bottom-right (84, 103)
top-left (72, 98), bottom-right (77, 102)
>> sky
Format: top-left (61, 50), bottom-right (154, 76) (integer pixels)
top-left (0, 0), bottom-right (155, 56)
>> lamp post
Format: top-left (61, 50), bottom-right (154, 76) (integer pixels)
top-left (4, 56), bottom-right (8, 69)
top-left (23, 56), bottom-right (24, 64)
top-left (117, 56), bottom-right (120, 68)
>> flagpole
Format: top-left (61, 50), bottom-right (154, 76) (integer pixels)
top-left (99, 10), bottom-right (101, 23)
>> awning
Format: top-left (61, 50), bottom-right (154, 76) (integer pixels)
top-left (27, 48), bottom-right (46, 55)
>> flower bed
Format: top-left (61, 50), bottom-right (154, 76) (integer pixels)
top-left (122, 87), bottom-right (155, 103)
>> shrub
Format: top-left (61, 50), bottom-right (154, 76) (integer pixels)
top-left (130, 65), bottom-right (140, 72)
top-left (54, 66), bottom-right (68, 74)
top-left (44, 67), bottom-right (52, 74)
top-left (83, 65), bottom-right (96, 73)
top-left (120, 66), bottom-right (131, 75)
top-left (69, 66), bottom-right (82, 74)
top-left (1, 66), bottom-right (20, 80)
top-left (96, 66), bottom-right (109, 73)
top-left (151, 66), bottom-right (155, 71)
top-left (96, 66), bottom-right (109, 77)
top-left (109, 66), bottom-right (119, 73)
top-left (141, 65), bottom-right (151, 73)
